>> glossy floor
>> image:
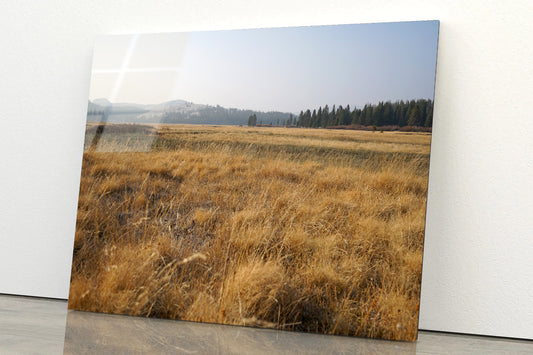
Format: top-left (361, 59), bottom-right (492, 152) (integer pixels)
top-left (1, 294), bottom-right (532, 354)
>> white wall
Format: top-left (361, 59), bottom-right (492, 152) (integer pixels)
top-left (1, 0), bottom-right (532, 340)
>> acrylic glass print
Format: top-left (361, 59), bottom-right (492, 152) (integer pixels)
top-left (69, 21), bottom-right (439, 341)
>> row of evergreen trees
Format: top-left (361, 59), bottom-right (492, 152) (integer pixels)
top-left (247, 113), bottom-right (296, 127)
top-left (295, 99), bottom-right (433, 128)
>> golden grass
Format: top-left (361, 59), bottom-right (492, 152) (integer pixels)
top-left (69, 123), bottom-right (431, 341)
top-left (154, 124), bottom-right (430, 154)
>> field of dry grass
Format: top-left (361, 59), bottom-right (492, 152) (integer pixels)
top-left (69, 123), bottom-right (431, 341)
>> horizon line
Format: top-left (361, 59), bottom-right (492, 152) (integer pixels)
top-left (89, 97), bottom-right (435, 113)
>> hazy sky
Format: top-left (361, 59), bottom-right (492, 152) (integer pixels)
top-left (90, 21), bottom-right (439, 113)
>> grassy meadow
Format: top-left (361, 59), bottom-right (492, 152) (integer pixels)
top-left (69, 123), bottom-right (431, 341)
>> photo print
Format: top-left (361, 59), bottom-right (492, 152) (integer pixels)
top-left (69, 21), bottom-right (439, 341)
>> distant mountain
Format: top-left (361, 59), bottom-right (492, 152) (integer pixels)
top-left (145, 99), bottom-right (188, 111)
top-left (87, 99), bottom-right (295, 126)
top-left (92, 98), bottom-right (112, 107)
top-left (90, 100), bottom-right (149, 114)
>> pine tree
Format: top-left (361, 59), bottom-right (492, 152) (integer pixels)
top-left (399, 101), bottom-right (410, 127)
top-left (328, 105), bottom-right (336, 127)
top-left (375, 102), bottom-right (384, 126)
top-left (425, 105), bottom-right (433, 127)
top-left (322, 105), bottom-right (329, 128)
top-left (335, 105), bottom-right (343, 126)
top-left (343, 104), bottom-right (351, 125)
top-left (361, 105), bottom-right (373, 126)
top-left (351, 108), bottom-right (360, 125)
top-left (247, 114), bottom-right (257, 126)
top-left (304, 109), bottom-right (311, 127)
top-left (383, 102), bottom-right (393, 126)
top-left (407, 105), bottom-right (421, 126)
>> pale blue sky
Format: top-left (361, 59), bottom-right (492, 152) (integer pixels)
top-left (90, 21), bottom-right (439, 113)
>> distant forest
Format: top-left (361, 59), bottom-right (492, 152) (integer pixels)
top-left (87, 98), bottom-right (433, 130)
top-left (248, 99), bottom-right (433, 130)
top-left (161, 105), bottom-right (291, 126)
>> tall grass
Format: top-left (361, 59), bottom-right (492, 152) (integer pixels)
top-left (69, 124), bottom-right (431, 341)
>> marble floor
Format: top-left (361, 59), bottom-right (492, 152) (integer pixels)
top-left (1, 294), bottom-right (532, 354)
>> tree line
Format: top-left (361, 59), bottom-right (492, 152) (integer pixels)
top-left (248, 99), bottom-right (433, 129)
top-left (247, 113), bottom-right (296, 127)
top-left (162, 105), bottom-right (292, 126)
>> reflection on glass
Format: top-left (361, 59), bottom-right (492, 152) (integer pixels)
top-left (63, 310), bottom-right (417, 354)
